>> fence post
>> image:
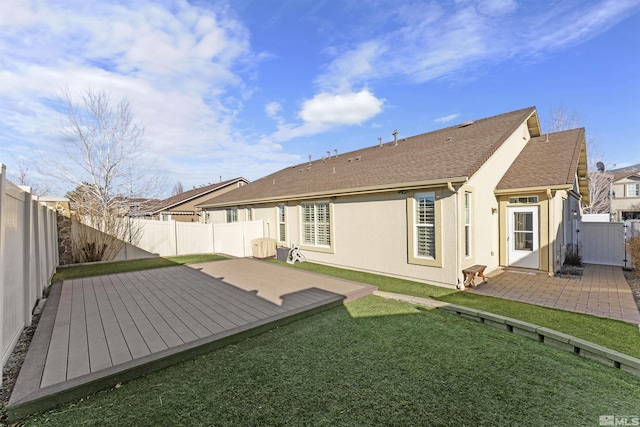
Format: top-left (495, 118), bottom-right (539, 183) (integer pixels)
top-left (33, 199), bottom-right (43, 299)
top-left (20, 186), bottom-right (34, 327)
top-left (0, 164), bottom-right (6, 386)
top-left (210, 223), bottom-right (215, 254)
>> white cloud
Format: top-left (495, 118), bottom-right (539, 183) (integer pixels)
top-left (258, 90), bottom-right (385, 145)
top-left (298, 90), bottom-right (384, 126)
top-left (434, 113), bottom-right (460, 124)
top-left (265, 101), bottom-right (282, 118)
top-left (476, 0), bottom-right (518, 16)
top-left (313, 0), bottom-right (640, 90)
top-left (0, 0), bottom-right (287, 191)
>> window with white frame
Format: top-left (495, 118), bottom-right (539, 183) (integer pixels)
top-left (301, 201), bottom-right (331, 247)
top-left (226, 208), bottom-right (238, 223)
top-left (246, 208), bottom-right (253, 221)
top-left (415, 193), bottom-right (435, 258)
top-left (626, 183), bottom-right (639, 197)
top-left (277, 204), bottom-right (286, 242)
top-left (161, 214), bottom-right (171, 221)
top-left (464, 192), bottom-right (472, 258)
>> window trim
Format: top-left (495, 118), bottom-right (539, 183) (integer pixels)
top-left (626, 183), bottom-right (639, 197)
top-left (299, 200), bottom-right (334, 253)
top-left (277, 204), bottom-right (286, 243)
top-left (226, 208), bottom-right (238, 223)
top-left (464, 192), bottom-right (472, 258)
top-left (407, 191), bottom-right (442, 267)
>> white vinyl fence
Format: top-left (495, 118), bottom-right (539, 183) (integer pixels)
top-left (577, 221), bottom-right (625, 267)
top-left (133, 219), bottom-right (264, 258)
top-left (0, 165), bottom-right (59, 384)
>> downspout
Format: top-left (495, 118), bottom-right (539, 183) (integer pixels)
top-left (448, 182), bottom-right (461, 288)
top-left (547, 189), bottom-right (554, 276)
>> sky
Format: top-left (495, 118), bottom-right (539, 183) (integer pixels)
top-left (1, 0), bottom-right (640, 196)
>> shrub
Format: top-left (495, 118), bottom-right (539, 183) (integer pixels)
top-left (564, 244), bottom-right (582, 267)
top-left (629, 235), bottom-right (640, 270)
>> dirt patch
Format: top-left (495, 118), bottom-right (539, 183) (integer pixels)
top-left (555, 264), bottom-right (584, 279)
top-left (623, 268), bottom-right (640, 312)
top-left (0, 287), bottom-right (49, 425)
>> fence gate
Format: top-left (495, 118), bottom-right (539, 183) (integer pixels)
top-left (577, 222), bottom-right (625, 267)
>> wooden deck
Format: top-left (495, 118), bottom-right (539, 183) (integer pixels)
top-left (8, 259), bottom-right (376, 420)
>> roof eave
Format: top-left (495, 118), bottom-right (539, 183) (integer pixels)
top-left (494, 184), bottom-right (573, 195)
top-left (200, 176), bottom-right (470, 208)
top-left (152, 178), bottom-right (247, 213)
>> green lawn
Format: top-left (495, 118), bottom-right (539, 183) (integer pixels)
top-left (22, 297), bottom-right (640, 426)
top-left (52, 254), bottom-right (227, 281)
top-left (271, 260), bottom-right (640, 359)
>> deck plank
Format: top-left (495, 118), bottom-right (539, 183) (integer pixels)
top-left (133, 270), bottom-right (213, 339)
top-left (129, 271), bottom-right (199, 344)
top-left (66, 280), bottom-right (90, 380)
top-left (177, 267), bottom-right (286, 316)
top-left (144, 275), bottom-right (227, 335)
top-left (83, 277), bottom-right (112, 372)
top-left (158, 268), bottom-right (269, 324)
top-left (109, 274), bottom-right (169, 353)
top-left (40, 279), bottom-right (73, 387)
top-left (102, 276), bottom-right (151, 359)
top-left (117, 274), bottom-right (184, 348)
top-left (92, 277), bottom-right (132, 365)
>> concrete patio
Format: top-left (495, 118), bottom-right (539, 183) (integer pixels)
top-left (470, 264), bottom-right (640, 324)
top-left (7, 259), bottom-right (376, 420)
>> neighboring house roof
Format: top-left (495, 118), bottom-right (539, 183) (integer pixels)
top-left (150, 178), bottom-right (248, 214)
top-left (496, 128), bottom-right (589, 202)
top-left (610, 163), bottom-right (640, 181)
top-left (612, 170), bottom-right (640, 182)
top-left (199, 107), bottom-right (541, 208)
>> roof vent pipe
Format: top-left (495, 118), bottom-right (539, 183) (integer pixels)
top-left (393, 129), bottom-right (398, 146)
top-left (308, 155), bottom-right (312, 165)
top-left (378, 137), bottom-right (382, 147)
top-left (220, 176), bottom-right (222, 183)
top-left (545, 134), bottom-right (549, 142)
top-left (326, 151), bottom-right (331, 158)
top-left (334, 149), bottom-right (338, 158)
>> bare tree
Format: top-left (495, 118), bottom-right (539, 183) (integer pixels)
top-left (546, 106), bottom-right (611, 214)
top-left (172, 181), bottom-right (184, 196)
top-left (42, 88), bottom-right (163, 262)
top-left (9, 158), bottom-right (51, 196)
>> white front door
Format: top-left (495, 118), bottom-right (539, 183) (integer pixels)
top-left (507, 206), bottom-right (539, 269)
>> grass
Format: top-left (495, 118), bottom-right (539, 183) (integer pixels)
top-left (52, 254), bottom-right (228, 281)
top-left (271, 260), bottom-right (640, 359)
top-left (22, 296), bottom-right (640, 426)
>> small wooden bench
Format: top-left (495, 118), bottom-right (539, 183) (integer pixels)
top-left (462, 264), bottom-right (487, 288)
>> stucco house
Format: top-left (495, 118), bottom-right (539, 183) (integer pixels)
top-left (609, 167), bottom-right (640, 221)
top-left (197, 107), bottom-right (589, 288)
top-left (149, 177), bottom-right (249, 222)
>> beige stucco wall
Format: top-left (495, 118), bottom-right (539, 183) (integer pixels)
top-left (465, 120), bottom-right (533, 274)
top-left (293, 190), bottom-right (459, 287)
top-left (211, 190), bottom-right (460, 287)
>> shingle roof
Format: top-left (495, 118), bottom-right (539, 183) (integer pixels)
top-left (612, 170), bottom-right (640, 182)
top-left (150, 178), bottom-right (247, 213)
top-left (496, 128), bottom-right (586, 190)
top-left (200, 107), bottom-right (538, 207)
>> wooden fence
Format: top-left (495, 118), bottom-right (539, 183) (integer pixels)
top-left (0, 164), bottom-right (59, 384)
